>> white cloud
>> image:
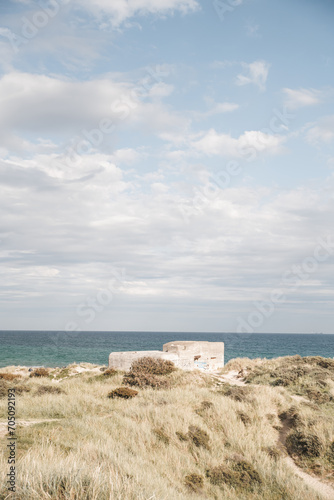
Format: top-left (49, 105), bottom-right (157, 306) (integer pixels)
top-left (1, 148), bottom-right (334, 331)
top-left (191, 129), bottom-right (285, 158)
top-left (77, 0), bottom-right (200, 27)
top-left (148, 82), bottom-right (174, 98)
top-left (306, 115), bottom-right (334, 145)
top-left (204, 100), bottom-right (239, 116)
top-left (0, 72), bottom-right (186, 152)
top-left (283, 88), bottom-right (322, 109)
top-left (236, 60), bottom-right (270, 91)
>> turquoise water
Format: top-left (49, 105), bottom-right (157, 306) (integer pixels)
top-left (1, 331), bottom-right (334, 368)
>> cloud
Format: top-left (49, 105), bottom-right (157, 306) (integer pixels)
top-left (193, 100), bottom-right (239, 120)
top-left (236, 60), bottom-right (270, 91)
top-left (191, 129), bottom-right (285, 158)
top-left (283, 88), bottom-right (322, 109)
top-left (0, 71), bottom-right (186, 153)
top-left (306, 115), bottom-right (334, 145)
top-left (76, 0), bottom-right (200, 27)
top-left (1, 148), bottom-right (334, 331)
top-left (205, 100), bottom-right (239, 115)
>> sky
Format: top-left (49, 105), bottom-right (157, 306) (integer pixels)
top-left (0, 0), bottom-right (334, 334)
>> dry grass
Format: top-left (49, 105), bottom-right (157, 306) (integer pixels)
top-left (0, 359), bottom-right (332, 499)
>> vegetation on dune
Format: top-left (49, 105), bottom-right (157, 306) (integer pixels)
top-left (107, 387), bottom-right (138, 399)
top-left (122, 356), bottom-right (177, 389)
top-left (0, 373), bottom-right (22, 381)
top-left (35, 385), bottom-right (66, 396)
top-left (221, 355), bottom-right (334, 481)
top-left (0, 357), bottom-right (333, 499)
top-left (29, 368), bottom-right (49, 378)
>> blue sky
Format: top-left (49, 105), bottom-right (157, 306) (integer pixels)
top-left (0, 0), bottom-right (333, 333)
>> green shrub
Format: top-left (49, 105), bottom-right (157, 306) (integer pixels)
top-left (107, 387), bottom-right (138, 399)
top-left (102, 368), bottom-right (118, 377)
top-left (286, 431), bottom-right (323, 458)
top-left (123, 357), bottom-right (176, 389)
top-left (35, 385), bottom-right (65, 396)
top-left (187, 425), bottom-right (210, 449)
top-left (30, 368), bottom-right (49, 378)
top-left (305, 388), bottom-right (332, 404)
top-left (279, 406), bottom-right (302, 428)
top-left (130, 357), bottom-right (176, 376)
top-left (184, 473), bottom-right (204, 491)
top-left (206, 460), bottom-right (262, 488)
top-left (14, 384), bottom-right (31, 395)
top-left (123, 372), bottom-right (170, 389)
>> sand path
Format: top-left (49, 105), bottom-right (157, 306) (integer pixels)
top-left (0, 419), bottom-right (60, 438)
top-left (213, 370), bottom-right (334, 500)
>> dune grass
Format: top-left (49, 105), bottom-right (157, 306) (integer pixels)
top-left (0, 358), bottom-right (333, 499)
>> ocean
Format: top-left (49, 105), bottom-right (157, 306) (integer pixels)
top-left (0, 331), bottom-right (334, 368)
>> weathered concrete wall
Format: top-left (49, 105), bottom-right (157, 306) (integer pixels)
top-left (108, 341), bottom-right (224, 372)
top-left (163, 341), bottom-right (224, 371)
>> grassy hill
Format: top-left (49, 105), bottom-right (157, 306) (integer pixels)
top-left (0, 356), bottom-right (333, 499)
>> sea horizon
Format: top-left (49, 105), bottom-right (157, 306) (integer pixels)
top-left (1, 330), bottom-right (334, 368)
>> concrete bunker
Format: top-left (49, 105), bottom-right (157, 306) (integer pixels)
top-left (108, 340), bottom-right (224, 372)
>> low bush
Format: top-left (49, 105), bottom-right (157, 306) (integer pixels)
top-left (107, 387), bottom-right (138, 399)
top-left (184, 473), bottom-right (204, 491)
top-left (305, 388), bottom-right (332, 404)
top-left (123, 357), bottom-right (176, 389)
top-left (30, 368), bottom-right (49, 378)
top-left (304, 356), bottom-right (334, 369)
top-left (0, 381), bottom-right (31, 397)
top-left (206, 460), bottom-right (262, 488)
top-left (35, 385), bottom-right (65, 396)
top-left (14, 384), bottom-right (31, 395)
top-left (187, 425), bottom-right (210, 449)
top-left (130, 357), bottom-right (176, 376)
top-left (278, 406), bottom-right (302, 428)
top-left (286, 431), bottom-right (323, 458)
top-left (0, 373), bottom-right (22, 381)
top-left (102, 368), bottom-right (118, 377)
top-left (123, 372), bottom-right (170, 389)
